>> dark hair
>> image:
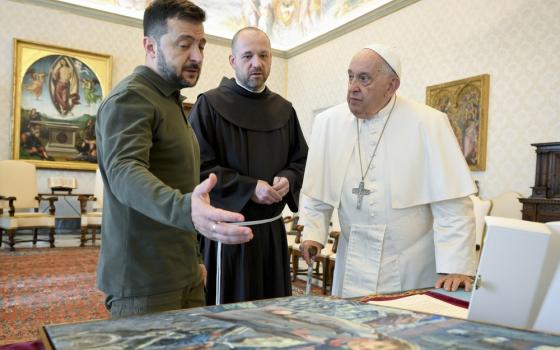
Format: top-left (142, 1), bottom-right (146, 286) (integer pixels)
top-left (143, 0), bottom-right (206, 43)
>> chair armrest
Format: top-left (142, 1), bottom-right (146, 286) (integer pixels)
top-left (0, 195), bottom-right (17, 216)
top-left (329, 231), bottom-right (340, 253)
top-left (78, 195), bottom-right (97, 214)
top-left (36, 194), bottom-right (58, 215)
top-left (294, 224), bottom-right (304, 244)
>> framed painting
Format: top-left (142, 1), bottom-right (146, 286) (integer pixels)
top-left (11, 39), bottom-right (112, 171)
top-left (426, 74), bottom-right (489, 171)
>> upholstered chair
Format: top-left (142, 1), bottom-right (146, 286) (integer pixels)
top-left (0, 160), bottom-right (57, 251)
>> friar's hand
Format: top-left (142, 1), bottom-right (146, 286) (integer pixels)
top-left (300, 240), bottom-right (323, 265)
top-left (272, 176), bottom-right (290, 198)
top-left (192, 173), bottom-right (253, 244)
top-left (251, 179), bottom-right (282, 204)
top-left (435, 273), bottom-right (473, 292)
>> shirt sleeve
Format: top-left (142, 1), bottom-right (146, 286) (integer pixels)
top-left (431, 196), bottom-right (477, 276)
top-left (300, 194), bottom-right (334, 247)
top-left (97, 90), bottom-right (195, 232)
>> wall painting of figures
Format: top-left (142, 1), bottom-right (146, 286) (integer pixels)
top-left (12, 39), bottom-right (112, 171)
top-left (426, 74), bottom-right (490, 171)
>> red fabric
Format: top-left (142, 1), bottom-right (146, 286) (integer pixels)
top-left (0, 340), bottom-right (44, 350)
top-left (424, 291), bottom-right (469, 309)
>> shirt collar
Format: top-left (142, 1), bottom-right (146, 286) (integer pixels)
top-left (361, 94), bottom-right (397, 124)
top-left (234, 78), bottom-right (266, 93)
top-left (134, 65), bottom-right (184, 99)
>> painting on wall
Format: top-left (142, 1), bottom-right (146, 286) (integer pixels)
top-left (11, 39), bottom-right (112, 171)
top-left (51, 0), bottom-right (397, 50)
top-left (426, 74), bottom-right (490, 171)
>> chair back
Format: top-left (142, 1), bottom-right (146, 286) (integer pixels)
top-left (0, 160), bottom-right (39, 209)
top-left (93, 168), bottom-right (104, 210)
top-left (490, 191), bottom-right (523, 219)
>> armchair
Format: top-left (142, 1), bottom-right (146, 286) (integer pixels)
top-left (77, 169), bottom-right (103, 246)
top-left (0, 160), bottom-right (57, 251)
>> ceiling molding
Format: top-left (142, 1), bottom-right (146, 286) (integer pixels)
top-left (285, 0), bottom-right (419, 58)
top-left (11, 0), bottom-right (418, 59)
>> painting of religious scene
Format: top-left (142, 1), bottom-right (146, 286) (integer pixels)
top-left (426, 74), bottom-right (490, 171)
top-left (12, 40), bottom-right (112, 171)
top-left (198, 0), bottom-right (394, 49)
top-left (51, 0), bottom-right (395, 50)
top-left (43, 296), bottom-right (560, 349)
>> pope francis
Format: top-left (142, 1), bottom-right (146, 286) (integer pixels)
top-left (299, 44), bottom-right (477, 298)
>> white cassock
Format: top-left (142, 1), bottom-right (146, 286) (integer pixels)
top-left (301, 94), bottom-right (478, 298)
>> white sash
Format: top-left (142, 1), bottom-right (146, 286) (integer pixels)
top-left (341, 224), bottom-right (386, 298)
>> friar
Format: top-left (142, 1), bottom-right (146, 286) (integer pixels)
top-left (189, 26), bottom-right (308, 305)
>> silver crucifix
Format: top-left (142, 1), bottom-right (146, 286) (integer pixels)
top-left (352, 181), bottom-right (371, 209)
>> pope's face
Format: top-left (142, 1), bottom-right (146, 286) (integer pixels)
top-left (156, 17), bottom-right (206, 88)
top-left (346, 49), bottom-right (395, 118)
top-left (229, 30), bottom-right (272, 92)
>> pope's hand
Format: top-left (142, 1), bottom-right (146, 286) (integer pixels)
top-left (300, 240), bottom-right (323, 265)
top-left (192, 173), bottom-right (253, 244)
top-left (435, 273), bottom-right (473, 292)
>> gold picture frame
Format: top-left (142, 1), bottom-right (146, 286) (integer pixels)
top-left (426, 74), bottom-right (490, 171)
top-left (11, 39), bottom-right (112, 171)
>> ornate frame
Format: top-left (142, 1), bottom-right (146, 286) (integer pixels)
top-left (426, 74), bottom-right (490, 171)
top-left (11, 39), bottom-right (112, 171)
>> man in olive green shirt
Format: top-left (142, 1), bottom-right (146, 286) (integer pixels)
top-left (96, 0), bottom-right (253, 318)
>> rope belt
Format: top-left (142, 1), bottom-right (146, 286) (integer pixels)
top-left (215, 213), bottom-right (284, 305)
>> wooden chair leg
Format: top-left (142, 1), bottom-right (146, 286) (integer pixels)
top-left (33, 228), bottom-right (38, 245)
top-left (91, 227), bottom-right (97, 245)
top-left (322, 260), bottom-right (329, 295)
top-left (0, 228), bottom-right (3, 247)
top-left (80, 227), bottom-right (87, 247)
top-left (8, 229), bottom-right (16, 251)
top-left (327, 261), bottom-right (336, 294)
top-left (49, 227), bottom-right (55, 248)
top-left (291, 251), bottom-right (300, 282)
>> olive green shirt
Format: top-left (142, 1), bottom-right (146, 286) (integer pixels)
top-left (96, 65), bottom-right (201, 297)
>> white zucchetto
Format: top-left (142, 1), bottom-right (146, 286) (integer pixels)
top-left (364, 43), bottom-right (401, 78)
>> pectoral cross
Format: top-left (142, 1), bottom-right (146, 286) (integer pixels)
top-left (352, 181), bottom-right (371, 210)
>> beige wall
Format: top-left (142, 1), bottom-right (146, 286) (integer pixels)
top-left (287, 0), bottom-right (560, 199)
top-left (1, 0), bottom-right (559, 203)
top-left (0, 0), bottom-right (286, 197)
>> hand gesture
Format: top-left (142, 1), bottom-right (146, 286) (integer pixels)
top-left (272, 176), bottom-right (290, 198)
top-left (251, 179), bottom-right (282, 205)
top-left (192, 173), bottom-right (253, 244)
top-left (435, 273), bottom-right (473, 292)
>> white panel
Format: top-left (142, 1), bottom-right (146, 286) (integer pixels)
top-left (468, 217), bottom-right (550, 329)
top-left (533, 221), bottom-right (560, 334)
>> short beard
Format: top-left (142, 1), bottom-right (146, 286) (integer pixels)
top-left (156, 46), bottom-right (197, 88)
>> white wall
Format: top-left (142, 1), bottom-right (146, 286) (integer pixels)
top-left (0, 0), bottom-right (286, 214)
top-left (287, 0), bottom-right (560, 199)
